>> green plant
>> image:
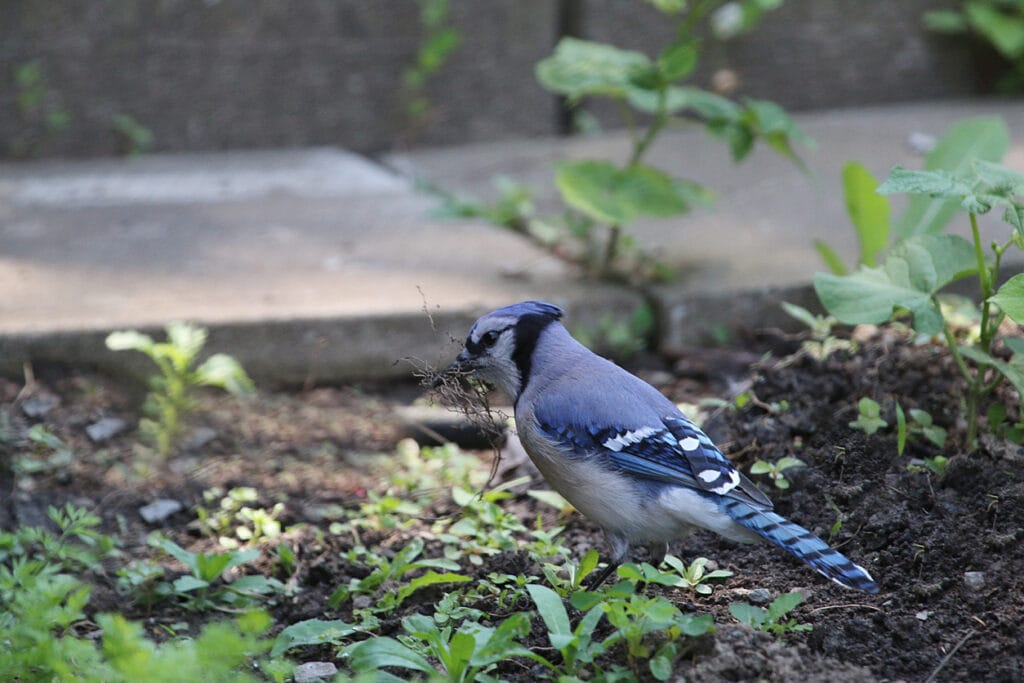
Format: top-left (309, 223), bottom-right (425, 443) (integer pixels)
top-left (14, 424), bottom-right (75, 479)
top-left (572, 304), bottom-right (656, 358)
top-left (270, 618), bottom-right (358, 658)
top-left (749, 456), bottom-right (806, 490)
top-left (780, 301), bottom-right (855, 360)
top-left (816, 116), bottom-right (1010, 275)
top-left (111, 113), bottom-right (153, 156)
top-left (197, 487), bottom-right (285, 548)
top-left (907, 454), bottom-right (950, 478)
top-left (341, 612), bottom-right (533, 683)
top-left (816, 152), bottom-right (1024, 448)
top-left (401, 0), bottom-right (462, 140)
top-left (729, 591), bottom-right (811, 637)
top-left (895, 404), bottom-right (948, 456)
top-left (437, 485), bottom-right (527, 565)
top-left (149, 536), bottom-right (285, 612)
top-left (0, 503), bottom-right (117, 572)
top-left (662, 555), bottom-right (734, 594)
top-left (527, 583), bottom-right (620, 679)
top-left (925, 1), bottom-right (1024, 92)
top-left (328, 538), bottom-right (470, 616)
top-left (105, 322), bottom-right (254, 456)
top-left (849, 397), bottom-right (888, 436)
top-left (435, 0), bottom-right (801, 286)
top-left (9, 61), bottom-right (71, 157)
top-left (986, 401), bottom-right (1024, 442)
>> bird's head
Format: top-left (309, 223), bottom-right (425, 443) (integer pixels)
top-left (439, 301), bottom-right (564, 400)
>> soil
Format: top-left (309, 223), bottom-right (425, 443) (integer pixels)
top-left (2, 326), bottom-right (1022, 683)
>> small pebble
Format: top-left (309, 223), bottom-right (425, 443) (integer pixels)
top-left (139, 499), bottom-right (184, 524)
top-left (294, 662), bottom-right (338, 683)
top-left (963, 571), bottom-right (986, 591)
top-left (915, 610), bottom-right (931, 621)
top-left (747, 588), bottom-right (772, 605)
top-left (86, 417), bottom-right (127, 442)
top-left (21, 395), bottom-right (58, 418)
top-left (183, 427), bottom-right (217, 451)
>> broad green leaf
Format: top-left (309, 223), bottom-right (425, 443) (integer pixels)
top-left (645, 0), bottom-right (687, 13)
top-left (344, 636), bottom-right (434, 674)
top-left (555, 160), bottom-right (689, 224)
top-left (536, 38), bottom-right (651, 99)
top-left (766, 591), bottom-right (805, 620)
top-left (678, 613), bottom-right (715, 636)
top-left (814, 239), bottom-right (848, 275)
top-left (728, 602), bottom-right (765, 628)
top-left (814, 234), bottom-right (977, 335)
top-left (172, 575), bottom-right (209, 593)
top-left (960, 345), bottom-right (1024, 400)
top-left (151, 538), bottom-right (200, 575)
top-left (270, 618), bottom-right (357, 657)
top-left (105, 330), bottom-right (154, 353)
top-left (990, 273), bottom-right (1024, 324)
top-left (893, 116), bottom-right (1009, 238)
top-left (972, 159), bottom-right (1024, 194)
top-left (658, 41), bottom-right (698, 81)
top-left (220, 548), bottom-right (260, 574)
top-left (749, 461), bottom-right (772, 475)
top-left (842, 162), bottom-right (890, 266)
top-left (877, 168), bottom-right (972, 199)
top-left (195, 354), bottom-right (255, 396)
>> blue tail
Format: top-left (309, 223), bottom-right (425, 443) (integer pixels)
top-left (722, 499), bottom-right (879, 593)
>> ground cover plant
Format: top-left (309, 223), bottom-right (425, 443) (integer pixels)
top-left (2, 317), bottom-right (1023, 681)
top-left (431, 0), bottom-right (805, 286)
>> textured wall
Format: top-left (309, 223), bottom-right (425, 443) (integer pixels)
top-left (0, 1), bottom-right (560, 157)
top-left (0, 1), bottom-right (996, 159)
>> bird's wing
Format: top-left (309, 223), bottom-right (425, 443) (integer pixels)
top-left (535, 394), bottom-right (772, 509)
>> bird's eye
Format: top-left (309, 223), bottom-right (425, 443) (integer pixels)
top-left (481, 330), bottom-right (500, 348)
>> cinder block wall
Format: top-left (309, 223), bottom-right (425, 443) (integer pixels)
top-left (0, 0), bottom-right (993, 160)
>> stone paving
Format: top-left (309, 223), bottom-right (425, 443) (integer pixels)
top-left (2, 100), bottom-right (1023, 381)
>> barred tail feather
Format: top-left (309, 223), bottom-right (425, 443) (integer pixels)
top-left (722, 499), bottom-right (879, 594)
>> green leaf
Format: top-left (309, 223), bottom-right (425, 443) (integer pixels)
top-left (966, 2), bottom-right (1024, 59)
top-left (878, 168), bottom-right (972, 200)
top-left (842, 162), bottom-right (890, 266)
top-left (658, 41), bottom-right (698, 81)
top-left (893, 116), bottom-right (1009, 238)
top-left (270, 619), bottom-right (356, 657)
top-left (151, 538), bottom-right (200, 575)
top-left (749, 461), bottom-right (772, 475)
top-left (814, 234), bottom-right (977, 335)
top-left (532, 585), bottom-right (573, 643)
top-left (729, 602), bottom-right (765, 628)
top-left (172, 575), bottom-right (209, 593)
top-left (991, 273), bottom-right (1024, 324)
top-left (344, 636), bottom-right (435, 674)
top-left (896, 403), bottom-right (907, 456)
top-left (396, 571), bottom-right (471, 604)
top-left (536, 37), bottom-right (651, 100)
top-left (195, 354), bottom-right (254, 396)
top-left (766, 591), bottom-right (805, 621)
top-left (105, 330), bottom-right (155, 353)
top-left (961, 345), bottom-right (1024, 399)
top-left (814, 239), bottom-right (848, 275)
top-left (555, 160), bottom-right (689, 224)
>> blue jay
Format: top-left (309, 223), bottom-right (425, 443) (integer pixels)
top-left (441, 301), bottom-right (878, 593)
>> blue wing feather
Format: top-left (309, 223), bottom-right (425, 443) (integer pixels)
top-left (537, 411), bottom-right (771, 508)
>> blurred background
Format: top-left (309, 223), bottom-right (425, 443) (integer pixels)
top-left (0, 0), bottom-right (1011, 160)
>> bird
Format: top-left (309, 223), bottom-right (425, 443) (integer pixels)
top-left (439, 300), bottom-right (878, 593)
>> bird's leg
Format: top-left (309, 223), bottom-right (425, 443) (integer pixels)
top-left (648, 541), bottom-right (669, 567)
top-left (584, 533), bottom-right (630, 590)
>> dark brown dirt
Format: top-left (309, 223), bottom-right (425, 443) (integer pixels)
top-left (2, 327), bottom-right (1022, 682)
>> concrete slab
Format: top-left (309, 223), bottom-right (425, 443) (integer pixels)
top-left (2, 101), bottom-right (1023, 382)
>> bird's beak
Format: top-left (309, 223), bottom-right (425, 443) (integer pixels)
top-left (432, 350), bottom-right (472, 388)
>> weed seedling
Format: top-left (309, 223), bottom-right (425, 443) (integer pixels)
top-left (106, 322), bottom-right (254, 456)
top-left (750, 456), bottom-right (806, 490)
top-left (729, 591), bottom-right (812, 637)
top-left (849, 397), bottom-right (888, 435)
